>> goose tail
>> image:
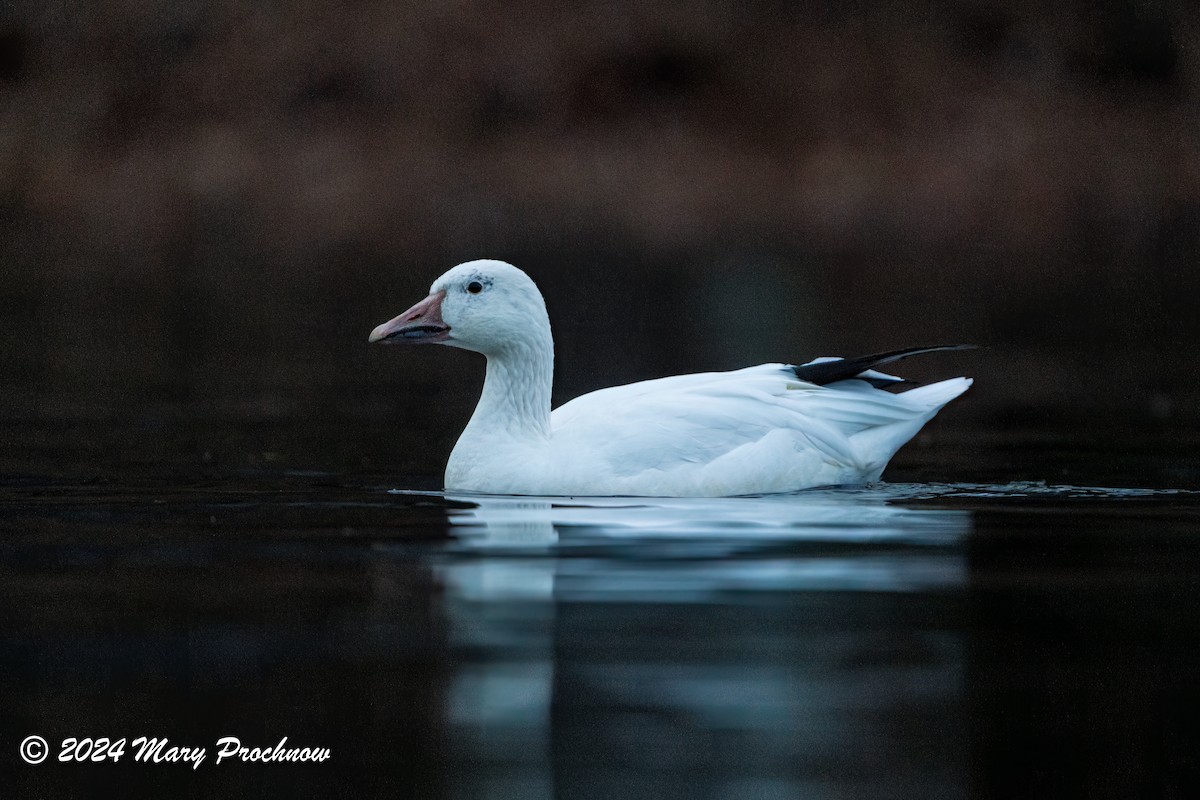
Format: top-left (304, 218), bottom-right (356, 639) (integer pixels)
top-left (899, 376), bottom-right (974, 409)
top-left (851, 377), bottom-right (972, 479)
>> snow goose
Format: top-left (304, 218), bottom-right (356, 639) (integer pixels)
top-left (370, 259), bottom-right (973, 496)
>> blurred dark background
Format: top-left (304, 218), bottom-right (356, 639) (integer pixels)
top-left (2, 0), bottom-right (1199, 482)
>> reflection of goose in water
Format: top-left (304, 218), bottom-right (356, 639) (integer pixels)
top-left (424, 490), bottom-right (974, 799)
top-left (436, 489), bottom-right (972, 596)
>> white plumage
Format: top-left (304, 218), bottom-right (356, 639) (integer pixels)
top-left (370, 260), bottom-right (972, 497)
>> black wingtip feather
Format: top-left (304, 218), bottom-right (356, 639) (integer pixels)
top-left (791, 344), bottom-right (977, 386)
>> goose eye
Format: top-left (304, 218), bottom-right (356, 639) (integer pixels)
top-left (466, 281), bottom-right (484, 294)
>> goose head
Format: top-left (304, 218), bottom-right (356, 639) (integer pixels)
top-left (369, 259), bottom-right (551, 357)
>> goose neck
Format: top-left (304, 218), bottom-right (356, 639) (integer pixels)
top-left (471, 336), bottom-right (554, 440)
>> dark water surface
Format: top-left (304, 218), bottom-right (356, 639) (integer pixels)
top-left (4, 461), bottom-right (1200, 800)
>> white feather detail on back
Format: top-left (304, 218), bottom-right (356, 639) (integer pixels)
top-left (538, 365), bottom-right (970, 494)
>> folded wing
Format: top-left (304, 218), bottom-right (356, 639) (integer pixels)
top-left (551, 362), bottom-right (970, 481)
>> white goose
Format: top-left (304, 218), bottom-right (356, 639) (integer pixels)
top-left (370, 260), bottom-right (972, 497)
